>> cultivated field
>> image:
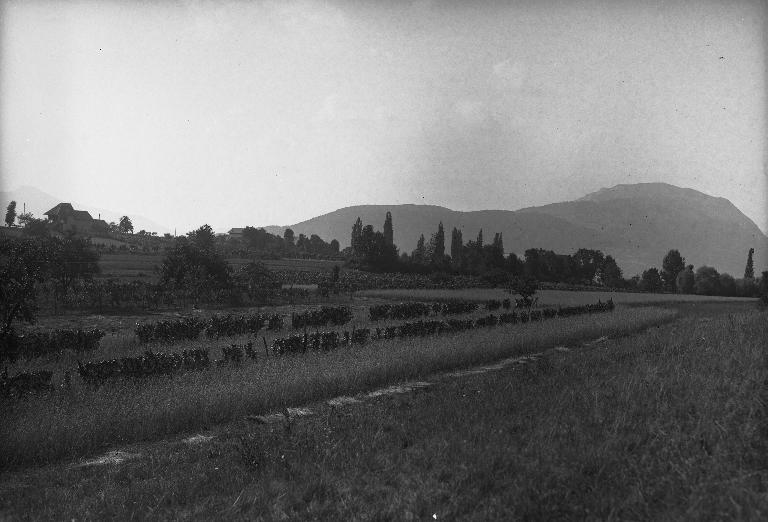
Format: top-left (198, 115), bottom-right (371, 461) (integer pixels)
top-left (358, 287), bottom-right (757, 306)
top-left (0, 299), bottom-right (763, 519)
top-left (0, 286), bottom-right (761, 519)
top-left (96, 253), bottom-right (163, 282)
top-left (1, 288), bottom-right (693, 468)
top-left (96, 254), bottom-right (344, 283)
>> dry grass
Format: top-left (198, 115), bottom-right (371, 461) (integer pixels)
top-left (0, 303), bottom-right (763, 520)
top-left (0, 306), bottom-right (674, 468)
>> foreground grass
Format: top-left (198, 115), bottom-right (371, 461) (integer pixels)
top-left (358, 287), bottom-right (756, 307)
top-left (0, 307), bottom-right (674, 468)
top-left (0, 303), bottom-right (764, 520)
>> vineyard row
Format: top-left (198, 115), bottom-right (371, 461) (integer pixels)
top-left (1, 299), bottom-right (614, 396)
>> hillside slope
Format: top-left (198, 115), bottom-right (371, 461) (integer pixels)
top-left (264, 184), bottom-right (767, 276)
top-left (518, 183), bottom-right (767, 276)
top-left (0, 185), bottom-right (170, 234)
top-left (265, 204), bottom-right (606, 259)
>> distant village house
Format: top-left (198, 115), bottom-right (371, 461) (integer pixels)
top-left (44, 203), bottom-right (108, 235)
top-left (228, 227), bottom-right (244, 239)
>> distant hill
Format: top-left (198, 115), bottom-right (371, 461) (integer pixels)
top-left (262, 183), bottom-right (768, 276)
top-left (0, 185), bottom-right (170, 235)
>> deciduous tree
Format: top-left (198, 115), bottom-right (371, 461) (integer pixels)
top-left (661, 249), bottom-right (685, 291)
top-left (119, 216), bottom-right (134, 234)
top-left (0, 238), bottom-right (48, 330)
top-left (597, 255), bottom-right (623, 288)
top-left (5, 201), bottom-right (16, 227)
top-left (694, 266), bottom-right (720, 295)
top-left (675, 264), bottom-right (695, 293)
top-left (718, 273), bottom-right (737, 296)
top-left (283, 228), bottom-right (295, 247)
top-left (639, 267), bottom-right (662, 292)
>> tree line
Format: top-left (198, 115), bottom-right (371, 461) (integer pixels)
top-left (633, 248), bottom-right (764, 297)
top-left (346, 214), bottom-right (622, 287)
top-left (346, 212), bottom-right (766, 298)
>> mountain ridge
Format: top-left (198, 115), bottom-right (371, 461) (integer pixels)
top-left (261, 183), bottom-right (767, 277)
top-left (0, 185), bottom-right (171, 234)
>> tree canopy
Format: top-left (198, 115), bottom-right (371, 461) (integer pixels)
top-left (661, 250), bottom-right (685, 290)
top-left (744, 248), bottom-right (755, 279)
top-left (5, 201), bottom-right (16, 227)
top-left (119, 216), bottom-right (134, 234)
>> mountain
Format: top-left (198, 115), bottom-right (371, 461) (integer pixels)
top-left (266, 204), bottom-right (607, 255)
top-left (0, 185), bottom-right (171, 234)
top-left (262, 183), bottom-right (767, 276)
top-left (517, 183), bottom-right (767, 276)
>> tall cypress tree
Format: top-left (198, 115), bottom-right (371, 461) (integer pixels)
top-left (383, 212), bottom-right (393, 246)
top-left (476, 229), bottom-right (483, 250)
top-left (744, 248), bottom-right (755, 279)
top-left (413, 234), bottom-right (426, 264)
top-left (433, 222), bottom-right (445, 263)
top-left (450, 227), bottom-right (463, 266)
top-left (351, 217), bottom-right (363, 256)
top-left (493, 232), bottom-right (504, 255)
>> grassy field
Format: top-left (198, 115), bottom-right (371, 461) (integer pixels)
top-left (248, 258), bottom-right (342, 273)
top-left (96, 255), bottom-right (343, 282)
top-left (0, 301), bottom-right (764, 519)
top-left (358, 287), bottom-right (756, 307)
top-left (1, 306), bottom-right (674, 468)
top-left (96, 253), bottom-right (163, 282)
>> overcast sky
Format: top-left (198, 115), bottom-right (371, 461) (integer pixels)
top-left (1, 0), bottom-right (765, 234)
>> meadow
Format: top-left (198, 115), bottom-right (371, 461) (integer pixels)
top-left (0, 299), bottom-right (763, 519)
top-left (358, 287), bottom-right (757, 306)
top-left (96, 253), bottom-right (163, 282)
top-left (96, 254), bottom-right (344, 283)
top-left (1, 302), bottom-right (675, 468)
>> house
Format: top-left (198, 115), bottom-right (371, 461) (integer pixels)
top-left (44, 203), bottom-right (108, 235)
top-left (228, 228), bottom-right (245, 239)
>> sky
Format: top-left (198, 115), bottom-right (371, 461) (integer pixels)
top-left (1, 0), bottom-right (766, 234)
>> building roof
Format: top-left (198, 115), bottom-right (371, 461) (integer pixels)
top-left (44, 203), bottom-right (93, 221)
top-left (44, 203), bottom-right (75, 217)
top-left (228, 228), bottom-right (245, 234)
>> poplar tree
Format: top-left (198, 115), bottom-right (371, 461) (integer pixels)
top-left (383, 212), bottom-right (393, 246)
top-left (351, 217), bottom-right (363, 256)
top-left (450, 227), bottom-right (463, 266)
top-left (413, 234), bottom-right (426, 264)
top-left (744, 248), bottom-right (755, 279)
top-left (433, 222), bottom-right (445, 263)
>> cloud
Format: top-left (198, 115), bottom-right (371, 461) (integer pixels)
top-left (493, 58), bottom-right (526, 89)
